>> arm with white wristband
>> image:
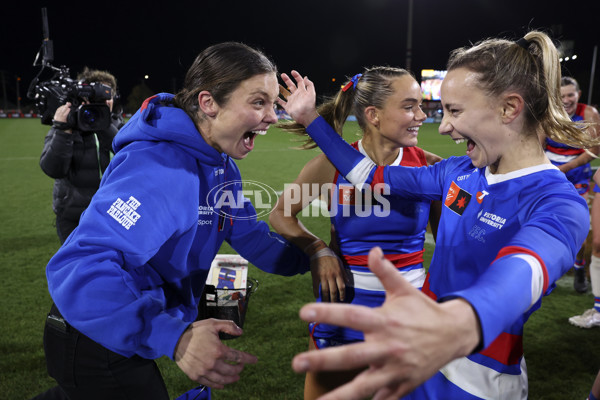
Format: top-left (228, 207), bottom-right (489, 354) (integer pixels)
top-left (303, 238), bottom-right (347, 302)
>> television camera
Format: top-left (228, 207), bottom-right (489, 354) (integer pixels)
top-left (27, 8), bottom-right (113, 131)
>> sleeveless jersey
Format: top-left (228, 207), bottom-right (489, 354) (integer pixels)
top-left (311, 141), bottom-right (430, 344)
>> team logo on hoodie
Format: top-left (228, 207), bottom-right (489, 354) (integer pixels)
top-left (206, 180), bottom-right (279, 220)
top-left (107, 196), bottom-right (141, 230)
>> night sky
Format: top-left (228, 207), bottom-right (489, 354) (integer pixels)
top-left (3, 0), bottom-right (600, 109)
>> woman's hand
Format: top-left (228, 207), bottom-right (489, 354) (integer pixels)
top-left (310, 252), bottom-right (348, 302)
top-left (278, 70), bottom-right (320, 127)
top-left (174, 319), bottom-right (257, 389)
top-left (292, 247), bottom-right (481, 400)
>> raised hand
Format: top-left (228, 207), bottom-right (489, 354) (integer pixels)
top-left (278, 70), bottom-right (320, 127)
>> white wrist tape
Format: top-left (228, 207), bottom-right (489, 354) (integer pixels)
top-left (310, 247), bottom-right (337, 262)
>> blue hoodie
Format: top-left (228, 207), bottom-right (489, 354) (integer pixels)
top-left (46, 93), bottom-right (309, 360)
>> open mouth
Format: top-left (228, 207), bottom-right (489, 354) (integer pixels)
top-left (467, 139), bottom-right (475, 153)
top-left (453, 137), bottom-right (476, 154)
top-left (242, 130), bottom-right (267, 150)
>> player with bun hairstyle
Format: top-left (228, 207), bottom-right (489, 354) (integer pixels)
top-left (279, 30), bottom-right (600, 399)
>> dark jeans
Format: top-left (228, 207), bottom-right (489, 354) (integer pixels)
top-left (34, 304), bottom-right (170, 400)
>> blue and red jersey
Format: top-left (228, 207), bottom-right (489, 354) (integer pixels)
top-left (305, 116), bottom-right (589, 399)
top-left (545, 103), bottom-right (592, 194)
top-left (312, 140), bottom-right (430, 344)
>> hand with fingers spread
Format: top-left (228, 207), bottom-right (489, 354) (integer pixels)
top-left (292, 247), bottom-right (481, 400)
top-left (175, 319), bottom-right (258, 389)
top-left (275, 66), bottom-right (443, 399)
top-left (278, 70), bottom-right (320, 127)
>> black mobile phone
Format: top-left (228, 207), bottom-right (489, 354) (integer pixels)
top-left (46, 314), bottom-right (69, 333)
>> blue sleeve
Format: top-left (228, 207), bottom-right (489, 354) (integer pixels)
top-left (445, 256), bottom-right (534, 349)
top-left (444, 192), bottom-right (589, 348)
top-left (46, 144), bottom-right (197, 359)
top-left (306, 116), bottom-right (377, 184)
top-left (226, 197), bottom-right (310, 276)
top-left (306, 116), bottom-right (454, 201)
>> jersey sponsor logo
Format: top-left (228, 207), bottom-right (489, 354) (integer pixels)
top-left (456, 174), bottom-right (471, 181)
top-left (476, 190), bottom-right (489, 204)
top-left (107, 196), bottom-right (141, 230)
top-left (335, 183), bottom-right (390, 217)
top-left (338, 185), bottom-right (355, 205)
top-left (444, 181), bottom-right (471, 216)
top-left (477, 209), bottom-right (506, 229)
top-left (198, 205), bottom-right (214, 226)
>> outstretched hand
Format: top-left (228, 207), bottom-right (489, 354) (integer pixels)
top-left (292, 247), bottom-right (481, 400)
top-left (174, 319), bottom-right (257, 389)
top-left (278, 70), bottom-right (320, 127)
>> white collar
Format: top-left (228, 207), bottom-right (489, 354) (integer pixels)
top-left (484, 163), bottom-right (559, 184)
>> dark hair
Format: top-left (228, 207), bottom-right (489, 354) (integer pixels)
top-left (174, 42), bottom-right (277, 126)
top-left (77, 67), bottom-right (117, 91)
top-left (447, 31), bottom-right (597, 148)
top-left (282, 66), bottom-right (412, 149)
top-left (561, 76), bottom-right (580, 91)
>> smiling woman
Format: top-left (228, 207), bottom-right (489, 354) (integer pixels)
top-left (277, 30), bottom-right (600, 400)
top-left (270, 66), bottom-right (443, 400)
top-left (33, 42), bottom-right (311, 400)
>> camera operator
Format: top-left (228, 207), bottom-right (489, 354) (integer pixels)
top-left (39, 67), bottom-right (123, 243)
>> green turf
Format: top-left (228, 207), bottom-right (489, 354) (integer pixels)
top-left (1, 119), bottom-right (599, 399)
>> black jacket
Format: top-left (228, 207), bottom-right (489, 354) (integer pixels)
top-left (40, 114), bottom-right (123, 222)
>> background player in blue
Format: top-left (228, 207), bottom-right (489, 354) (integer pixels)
top-left (36, 42), bottom-right (311, 400)
top-left (278, 30), bottom-right (599, 400)
top-left (541, 76), bottom-right (600, 292)
top-left (570, 168), bottom-right (600, 328)
top-left (270, 66), bottom-right (442, 399)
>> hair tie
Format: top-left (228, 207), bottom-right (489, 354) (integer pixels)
top-left (342, 73), bottom-right (363, 92)
top-left (515, 37), bottom-right (532, 50)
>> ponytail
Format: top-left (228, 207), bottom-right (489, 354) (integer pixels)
top-left (280, 67), bottom-right (412, 149)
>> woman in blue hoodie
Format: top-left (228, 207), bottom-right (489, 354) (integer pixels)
top-left (38, 42), bottom-right (310, 400)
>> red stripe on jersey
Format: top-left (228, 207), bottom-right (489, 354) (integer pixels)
top-left (343, 249), bottom-right (425, 268)
top-left (545, 145), bottom-right (584, 155)
top-left (480, 332), bottom-right (523, 365)
top-left (494, 246), bottom-right (548, 293)
top-left (371, 166), bottom-right (386, 189)
top-left (421, 273), bottom-right (437, 300)
top-left (401, 146), bottom-right (427, 167)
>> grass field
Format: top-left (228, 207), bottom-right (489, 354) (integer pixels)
top-left (1, 118), bottom-right (600, 399)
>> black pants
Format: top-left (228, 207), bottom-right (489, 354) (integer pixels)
top-left (34, 304), bottom-right (170, 400)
